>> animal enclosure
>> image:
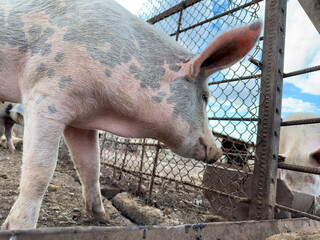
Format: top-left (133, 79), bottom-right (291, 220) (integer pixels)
top-left (100, 0), bottom-right (320, 222)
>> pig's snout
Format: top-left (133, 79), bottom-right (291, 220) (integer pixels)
top-left (198, 137), bottom-right (223, 164)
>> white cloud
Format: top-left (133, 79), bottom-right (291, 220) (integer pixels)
top-left (257, 0), bottom-right (320, 96)
top-left (284, 0), bottom-right (320, 72)
top-left (282, 97), bottom-right (319, 114)
top-left (282, 0), bottom-right (320, 95)
top-left (285, 50), bottom-right (320, 95)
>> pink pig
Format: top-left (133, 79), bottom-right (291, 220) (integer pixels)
top-left (0, 0), bottom-right (261, 229)
top-left (279, 113), bottom-right (320, 196)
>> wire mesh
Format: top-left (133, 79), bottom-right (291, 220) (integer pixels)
top-left (100, 0), bottom-right (262, 221)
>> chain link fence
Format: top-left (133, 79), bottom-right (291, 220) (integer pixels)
top-left (100, 0), bottom-right (320, 223)
top-left (99, 0), bottom-right (264, 221)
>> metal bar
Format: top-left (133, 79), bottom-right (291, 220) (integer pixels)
top-left (101, 161), bottom-right (250, 203)
top-left (249, 57), bottom-right (262, 70)
top-left (175, 9), bottom-right (184, 41)
top-left (281, 118), bottom-right (320, 127)
top-left (275, 204), bottom-right (320, 221)
top-left (112, 138), bottom-right (118, 178)
top-left (99, 132), bottom-right (107, 159)
top-left (209, 117), bottom-right (258, 122)
top-left (283, 65), bottom-right (320, 78)
top-left (169, 0), bottom-right (264, 36)
top-left (250, 0), bottom-right (287, 220)
top-left (147, 0), bottom-right (201, 24)
top-left (118, 140), bottom-right (129, 181)
top-left (137, 139), bottom-right (146, 194)
top-left (147, 141), bottom-right (161, 204)
top-left (104, 141), bottom-right (163, 147)
top-left (278, 162), bottom-right (320, 175)
top-left (208, 74), bottom-right (261, 86)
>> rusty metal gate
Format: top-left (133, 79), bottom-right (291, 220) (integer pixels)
top-left (99, 0), bottom-right (320, 222)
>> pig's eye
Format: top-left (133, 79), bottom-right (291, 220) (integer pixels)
top-left (202, 94), bottom-right (208, 104)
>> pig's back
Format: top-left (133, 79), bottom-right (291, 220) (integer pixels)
top-left (283, 112), bottom-right (319, 121)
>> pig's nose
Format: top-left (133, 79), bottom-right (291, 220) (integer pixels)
top-left (199, 137), bottom-right (223, 164)
top-left (212, 148), bottom-right (223, 163)
top-left (206, 147), bottom-right (223, 164)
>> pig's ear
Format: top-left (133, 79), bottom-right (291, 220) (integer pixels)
top-left (188, 21), bottom-right (262, 79)
top-left (309, 147), bottom-right (320, 164)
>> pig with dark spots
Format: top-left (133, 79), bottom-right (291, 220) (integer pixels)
top-left (0, 0), bottom-right (262, 229)
top-left (279, 113), bottom-right (320, 196)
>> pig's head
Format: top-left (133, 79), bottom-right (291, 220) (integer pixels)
top-left (159, 21), bottom-right (262, 164)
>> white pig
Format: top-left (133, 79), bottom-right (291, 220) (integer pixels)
top-left (0, 0), bottom-right (261, 229)
top-left (279, 113), bottom-right (320, 196)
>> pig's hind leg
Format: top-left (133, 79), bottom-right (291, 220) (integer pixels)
top-left (1, 105), bottom-right (64, 230)
top-left (4, 120), bottom-right (15, 152)
top-left (64, 126), bottom-right (109, 223)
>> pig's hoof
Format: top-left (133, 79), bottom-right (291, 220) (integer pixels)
top-left (6, 143), bottom-right (16, 153)
top-left (1, 221), bottom-right (10, 230)
top-left (93, 211), bottom-right (110, 223)
top-left (8, 148), bottom-right (16, 153)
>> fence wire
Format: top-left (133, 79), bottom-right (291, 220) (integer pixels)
top-left (100, 0), bottom-right (262, 221)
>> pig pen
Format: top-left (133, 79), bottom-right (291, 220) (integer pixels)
top-left (98, 0), bottom-right (320, 231)
top-left (0, 145), bottom-right (217, 228)
top-left (1, 0), bottom-right (320, 239)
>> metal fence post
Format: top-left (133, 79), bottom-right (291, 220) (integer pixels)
top-left (175, 9), bottom-right (183, 41)
top-left (137, 139), bottom-right (146, 194)
top-left (99, 132), bottom-right (106, 159)
top-left (112, 137), bottom-right (119, 178)
top-left (249, 0), bottom-right (287, 220)
top-left (118, 139), bottom-right (129, 181)
top-left (147, 141), bottom-right (161, 205)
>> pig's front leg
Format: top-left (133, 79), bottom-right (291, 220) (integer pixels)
top-left (1, 109), bottom-right (64, 230)
top-left (64, 126), bottom-right (109, 222)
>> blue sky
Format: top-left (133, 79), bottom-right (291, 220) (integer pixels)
top-left (115, 0), bottom-right (320, 141)
top-left (280, 0), bottom-right (320, 117)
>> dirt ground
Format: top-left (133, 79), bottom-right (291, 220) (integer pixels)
top-left (0, 145), bottom-right (218, 229)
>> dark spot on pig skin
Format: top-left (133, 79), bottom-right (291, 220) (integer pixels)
top-left (169, 64), bottom-right (181, 72)
top-left (167, 76), bottom-right (207, 134)
top-left (121, 51), bottom-right (132, 64)
top-left (151, 92), bottom-right (166, 104)
top-left (29, 25), bottom-right (42, 39)
top-left (29, 26), bottom-right (55, 56)
top-left (47, 69), bottom-right (55, 78)
top-left (105, 69), bottom-right (112, 78)
top-left (36, 95), bottom-right (46, 104)
top-left (41, 43), bottom-right (52, 56)
top-left (129, 63), bottom-right (163, 90)
top-left (36, 63), bottom-right (46, 74)
top-left (5, 104), bottom-right (13, 115)
top-left (59, 76), bottom-right (73, 89)
top-left (55, 51), bottom-right (64, 63)
top-left (32, 63), bottom-right (47, 85)
top-left (182, 58), bottom-right (191, 64)
top-left (48, 105), bottom-right (57, 114)
top-left (0, 8), bottom-right (28, 52)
